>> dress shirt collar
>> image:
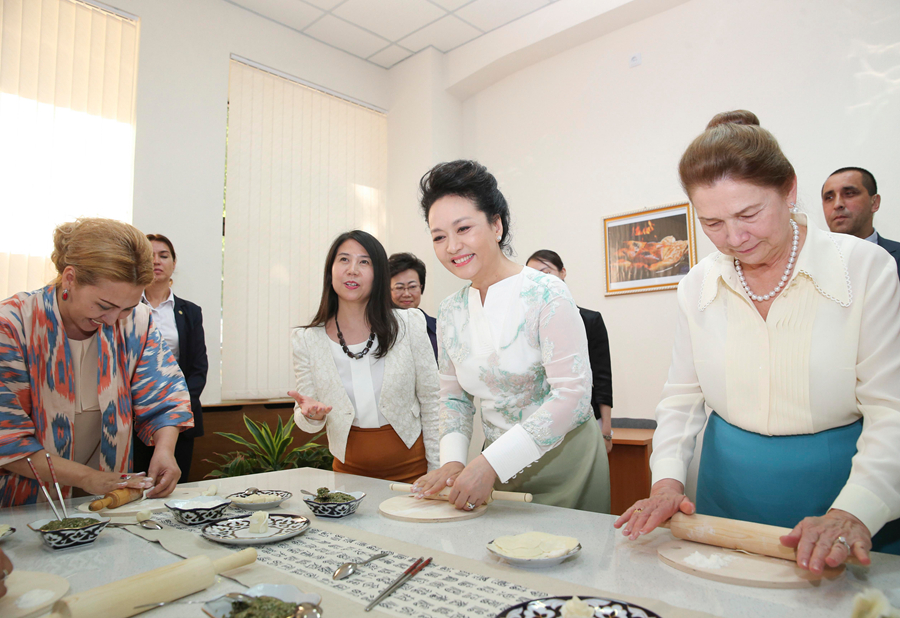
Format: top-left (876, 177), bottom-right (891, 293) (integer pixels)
top-left (141, 289), bottom-right (175, 308)
top-left (865, 229), bottom-right (879, 244)
top-left (698, 213), bottom-right (852, 311)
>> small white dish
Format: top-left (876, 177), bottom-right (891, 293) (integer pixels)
top-left (486, 540), bottom-right (582, 568)
top-left (165, 496), bottom-right (231, 525)
top-left (227, 489), bottom-right (292, 511)
top-left (201, 513), bottom-right (310, 545)
top-left (202, 584), bottom-right (321, 618)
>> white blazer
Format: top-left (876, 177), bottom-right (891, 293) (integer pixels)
top-left (291, 308), bottom-right (440, 469)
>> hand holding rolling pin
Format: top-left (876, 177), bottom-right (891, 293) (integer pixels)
top-left (288, 390), bottom-right (333, 421)
top-left (144, 426), bottom-right (181, 498)
top-left (613, 478), bottom-right (696, 540)
top-left (780, 509), bottom-right (872, 574)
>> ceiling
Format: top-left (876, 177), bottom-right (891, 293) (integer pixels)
top-left (226, 0), bottom-right (562, 69)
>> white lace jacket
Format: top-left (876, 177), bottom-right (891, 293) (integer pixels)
top-left (291, 309), bottom-right (440, 469)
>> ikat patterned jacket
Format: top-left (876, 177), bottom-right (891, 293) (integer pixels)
top-left (0, 285), bottom-right (193, 507)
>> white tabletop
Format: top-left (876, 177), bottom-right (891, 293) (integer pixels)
top-left (2, 467), bottom-right (898, 617)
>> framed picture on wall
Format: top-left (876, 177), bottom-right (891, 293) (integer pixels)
top-left (603, 201), bottom-right (697, 296)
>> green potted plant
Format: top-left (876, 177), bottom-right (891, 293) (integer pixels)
top-left (203, 414), bottom-right (333, 478)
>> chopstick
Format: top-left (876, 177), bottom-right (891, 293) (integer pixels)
top-left (364, 556), bottom-right (432, 612)
top-left (45, 453), bottom-right (69, 518)
top-left (26, 457), bottom-right (62, 521)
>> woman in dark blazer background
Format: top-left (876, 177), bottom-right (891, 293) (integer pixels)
top-left (527, 250), bottom-right (614, 453)
top-left (133, 234), bottom-right (208, 479)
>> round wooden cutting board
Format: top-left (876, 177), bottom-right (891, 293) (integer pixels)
top-left (0, 571), bottom-right (69, 618)
top-left (76, 487), bottom-right (202, 516)
top-left (657, 539), bottom-right (844, 588)
top-left (378, 495), bottom-right (487, 523)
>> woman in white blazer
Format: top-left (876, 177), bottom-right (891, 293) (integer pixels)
top-left (289, 230), bottom-right (440, 482)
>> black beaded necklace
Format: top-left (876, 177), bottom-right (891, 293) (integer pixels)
top-left (335, 318), bottom-right (375, 360)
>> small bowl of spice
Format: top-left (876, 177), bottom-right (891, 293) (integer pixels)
top-left (28, 513), bottom-right (109, 550)
top-left (302, 487), bottom-right (365, 518)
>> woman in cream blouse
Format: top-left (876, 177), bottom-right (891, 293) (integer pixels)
top-left (615, 111), bottom-right (900, 571)
top-left (290, 230), bottom-right (440, 483)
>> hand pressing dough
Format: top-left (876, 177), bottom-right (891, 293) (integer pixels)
top-left (489, 531), bottom-right (579, 559)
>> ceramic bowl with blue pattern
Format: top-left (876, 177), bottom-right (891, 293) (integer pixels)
top-left (165, 495), bottom-right (231, 525)
top-left (302, 491), bottom-right (365, 518)
top-left (28, 513), bottom-right (109, 550)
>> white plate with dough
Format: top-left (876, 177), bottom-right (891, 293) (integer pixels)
top-left (486, 532), bottom-right (581, 568)
top-left (77, 487), bottom-right (202, 515)
top-left (0, 571), bottom-right (69, 618)
top-left (201, 514), bottom-right (311, 545)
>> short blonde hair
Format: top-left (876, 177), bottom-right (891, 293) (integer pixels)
top-left (51, 218), bottom-right (154, 288)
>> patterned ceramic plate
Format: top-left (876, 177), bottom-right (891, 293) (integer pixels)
top-left (486, 541), bottom-right (582, 568)
top-left (497, 596), bottom-right (662, 617)
top-left (227, 489), bottom-right (292, 511)
top-left (201, 513), bottom-right (311, 545)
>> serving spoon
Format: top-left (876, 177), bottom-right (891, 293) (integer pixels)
top-left (106, 520), bottom-right (164, 530)
top-left (332, 551), bottom-right (389, 580)
top-left (292, 601), bottom-right (324, 617)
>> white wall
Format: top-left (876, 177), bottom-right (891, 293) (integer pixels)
top-left (449, 0), bottom-right (900, 420)
top-left (108, 0), bottom-right (388, 403)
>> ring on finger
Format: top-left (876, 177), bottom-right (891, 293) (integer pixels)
top-left (634, 508), bottom-right (643, 513)
top-left (834, 536), bottom-right (851, 552)
top-left (464, 501), bottom-right (476, 511)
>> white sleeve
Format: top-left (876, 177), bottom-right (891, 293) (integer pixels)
top-left (406, 310), bottom-right (442, 471)
top-left (649, 284), bottom-right (708, 487)
top-left (291, 328), bottom-right (326, 432)
top-left (831, 251), bottom-right (900, 535)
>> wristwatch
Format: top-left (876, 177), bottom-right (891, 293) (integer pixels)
top-left (602, 430), bottom-right (614, 442)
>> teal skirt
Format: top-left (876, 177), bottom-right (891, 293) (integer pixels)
top-left (697, 412), bottom-right (899, 555)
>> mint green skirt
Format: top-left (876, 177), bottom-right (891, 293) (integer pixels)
top-left (491, 418), bottom-right (610, 513)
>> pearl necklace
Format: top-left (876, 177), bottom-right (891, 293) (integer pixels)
top-left (734, 218), bottom-right (799, 302)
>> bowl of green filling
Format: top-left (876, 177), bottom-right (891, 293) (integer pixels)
top-left (302, 487), bottom-right (365, 518)
top-left (28, 513), bottom-right (109, 550)
top-left (202, 584), bottom-right (321, 618)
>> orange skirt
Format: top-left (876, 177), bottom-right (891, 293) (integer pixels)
top-left (332, 425), bottom-right (427, 484)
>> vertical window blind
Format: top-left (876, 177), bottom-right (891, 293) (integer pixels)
top-left (222, 59), bottom-right (387, 400)
top-left (0, 0), bottom-right (139, 300)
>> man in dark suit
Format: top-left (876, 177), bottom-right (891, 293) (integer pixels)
top-left (822, 167), bottom-right (900, 276)
top-left (389, 252), bottom-right (438, 361)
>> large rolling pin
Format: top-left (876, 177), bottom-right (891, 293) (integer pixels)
top-left (665, 513), bottom-right (863, 566)
top-left (389, 482), bottom-right (533, 503)
top-left (49, 548), bottom-right (257, 618)
top-left (89, 487), bottom-right (143, 511)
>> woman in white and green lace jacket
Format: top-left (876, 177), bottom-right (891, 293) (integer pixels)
top-left (411, 160), bottom-right (610, 513)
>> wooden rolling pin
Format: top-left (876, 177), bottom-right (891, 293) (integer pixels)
top-left (665, 513), bottom-right (864, 566)
top-left (390, 482), bottom-right (532, 503)
top-left (48, 548), bottom-right (257, 618)
top-left (89, 487), bottom-right (143, 511)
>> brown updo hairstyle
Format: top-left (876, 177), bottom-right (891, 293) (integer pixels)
top-left (51, 218), bottom-right (154, 288)
top-left (679, 110), bottom-right (795, 199)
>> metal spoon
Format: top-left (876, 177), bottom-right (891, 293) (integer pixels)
top-left (245, 487), bottom-right (259, 495)
top-left (300, 489), bottom-right (317, 497)
top-left (106, 520), bottom-right (164, 530)
top-left (293, 602), bottom-right (324, 617)
top-left (134, 591), bottom-right (254, 609)
top-left (332, 551), bottom-right (389, 580)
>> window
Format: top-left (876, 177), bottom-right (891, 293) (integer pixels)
top-left (0, 0), bottom-right (139, 299)
top-left (221, 58), bottom-right (387, 400)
